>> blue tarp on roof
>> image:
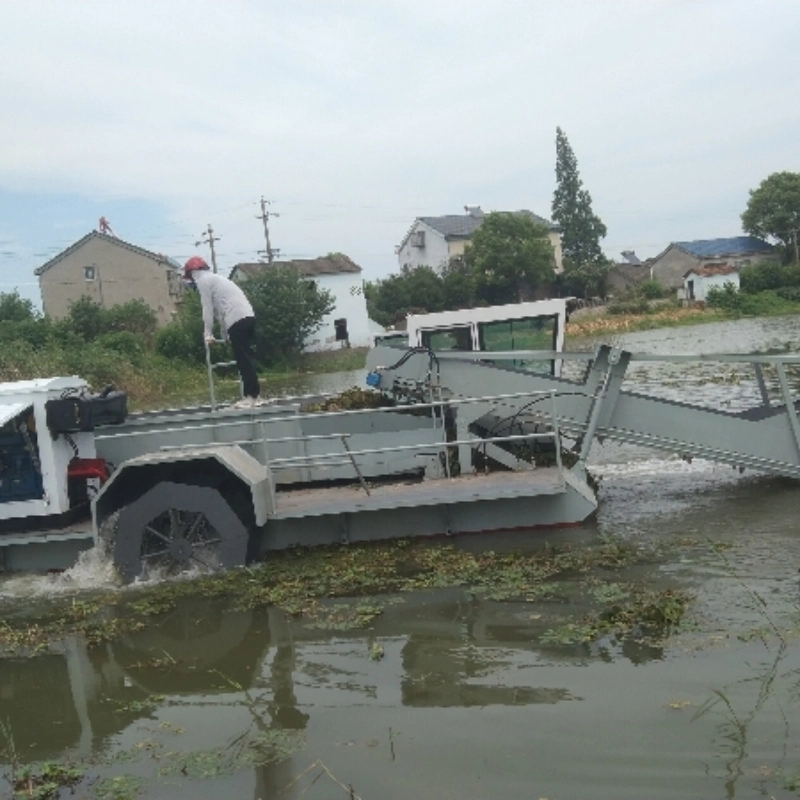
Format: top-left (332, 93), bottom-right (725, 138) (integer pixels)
top-left (674, 236), bottom-right (773, 258)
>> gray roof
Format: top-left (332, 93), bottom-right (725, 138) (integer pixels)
top-left (232, 253), bottom-right (362, 280)
top-left (412, 209), bottom-right (559, 243)
top-left (674, 236), bottom-right (773, 259)
top-left (35, 231), bottom-right (177, 276)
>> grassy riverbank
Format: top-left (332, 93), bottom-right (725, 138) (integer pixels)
top-left (566, 305), bottom-right (724, 340)
top-left (0, 345), bottom-right (369, 411)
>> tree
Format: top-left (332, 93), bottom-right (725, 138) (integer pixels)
top-left (64, 296), bottom-right (106, 340)
top-left (741, 171), bottom-right (800, 264)
top-left (106, 299), bottom-right (158, 343)
top-left (557, 261), bottom-right (609, 300)
top-left (365, 266), bottom-right (447, 326)
top-left (0, 291), bottom-right (37, 322)
top-left (241, 267), bottom-right (335, 366)
top-left (464, 212), bottom-right (555, 305)
top-left (441, 257), bottom-right (475, 310)
top-left (551, 127), bottom-right (608, 268)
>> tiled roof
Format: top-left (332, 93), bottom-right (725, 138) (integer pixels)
top-left (674, 236), bottom-right (773, 259)
top-left (420, 209), bottom-right (558, 239)
top-left (684, 264), bottom-right (739, 278)
top-left (35, 231), bottom-right (177, 276)
top-left (233, 253), bottom-right (362, 279)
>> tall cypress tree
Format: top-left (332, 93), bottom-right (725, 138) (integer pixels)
top-left (551, 127), bottom-right (608, 267)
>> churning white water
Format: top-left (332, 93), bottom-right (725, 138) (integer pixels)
top-left (0, 545), bottom-right (121, 601)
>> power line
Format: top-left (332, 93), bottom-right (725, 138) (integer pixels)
top-left (194, 224), bottom-right (220, 273)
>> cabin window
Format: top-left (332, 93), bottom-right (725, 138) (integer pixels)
top-left (84, 266), bottom-right (96, 281)
top-left (477, 315), bottom-right (558, 374)
top-left (0, 406), bottom-right (44, 504)
top-left (420, 325), bottom-right (473, 351)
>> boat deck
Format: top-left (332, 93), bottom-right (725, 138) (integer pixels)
top-left (272, 469), bottom-right (565, 519)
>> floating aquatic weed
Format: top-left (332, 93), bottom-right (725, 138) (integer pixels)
top-left (590, 582), bottom-right (631, 605)
top-left (369, 642), bottom-right (385, 661)
top-left (540, 585), bottom-right (691, 648)
top-left (304, 602), bottom-right (384, 631)
top-left (541, 621), bottom-right (597, 645)
top-left (156, 728), bottom-right (305, 779)
top-left (12, 761), bottom-right (83, 799)
top-left (0, 534), bottom-right (677, 657)
top-left (92, 774), bottom-right (142, 800)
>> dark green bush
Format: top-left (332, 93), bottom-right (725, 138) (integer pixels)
top-left (96, 331), bottom-right (146, 365)
top-left (638, 280), bottom-right (664, 300)
top-left (739, 261), bottom-right (800, 294)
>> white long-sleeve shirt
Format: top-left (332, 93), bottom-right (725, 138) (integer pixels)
top-left (193, 270), bottom-right (255, 338)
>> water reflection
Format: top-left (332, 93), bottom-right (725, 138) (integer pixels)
top-left (0, 588), bottom-right (666, 768)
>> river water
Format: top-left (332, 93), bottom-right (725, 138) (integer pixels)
top-left (2, 316), bottom-right (800, 799)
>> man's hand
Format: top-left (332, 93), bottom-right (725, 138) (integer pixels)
top-left (205, 335), bottom-right (216, 344)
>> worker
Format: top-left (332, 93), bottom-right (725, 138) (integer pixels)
top-left (183, 256), bottom-right (262, 408)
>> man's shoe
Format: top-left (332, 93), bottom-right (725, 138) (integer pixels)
top-left (231, 397), bottom-right (255, 409)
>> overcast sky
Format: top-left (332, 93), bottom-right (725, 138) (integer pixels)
top-left (1, 0), bottom-right (798, 307)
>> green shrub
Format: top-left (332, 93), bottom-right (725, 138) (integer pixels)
top-left (776, 286), bottom-right (800, 302)
top-left (638, 280), bottom-right (664, 300)
top-left (96, 331), bottom-right (146, 365)
top-left (706, 284), bottom-right (800, 316)
top-left (739, 261), bottom-right (800, 294)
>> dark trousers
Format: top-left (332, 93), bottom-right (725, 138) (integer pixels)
top-left (228, 316), bottom-right (260, 398)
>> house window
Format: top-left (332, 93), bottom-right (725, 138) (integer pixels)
top-left (687, 280), bottom-right (694, 300)
top-left (411, 231), bottom-right (425, 248)
top-left (84, 266), bottom-right (96, 281)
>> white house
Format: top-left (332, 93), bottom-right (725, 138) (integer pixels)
top-left (396, 205), bottom-right (563, 274)
top-left (682, 264), bottom-right (740, 303)
top-left (230, 254), bottom-right (372, 351)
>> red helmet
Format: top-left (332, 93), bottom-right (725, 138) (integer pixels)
top-left (184, 256), bottom-right (209, 278)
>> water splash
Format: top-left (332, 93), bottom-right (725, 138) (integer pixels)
top-left (0, 546), bottom-right (121, 600)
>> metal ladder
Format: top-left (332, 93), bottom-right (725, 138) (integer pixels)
top-left (205, 339), bottom-right (241, 411)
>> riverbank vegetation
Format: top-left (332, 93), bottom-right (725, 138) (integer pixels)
top-left (0, 280), bottom-right (364, 410)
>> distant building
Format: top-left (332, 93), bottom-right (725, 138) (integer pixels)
top-left (396, 205), bottom-right (563, 274)
top-left (606, 250), bottom-right (652, 296)
top-left (34, 231), bottom-right (183, 325)
top-left (231, 254), bottom-right (371, 351)
top-left (682, 264), bottom-right (740, 303)
top-left (650, 237), bottom-right (776, 291)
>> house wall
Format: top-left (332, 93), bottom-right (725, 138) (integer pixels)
top-left (396, 221), bottom-right (450, 273)
top-left (685, 272), bottom-right (740, 302)
top-left (303, 272), bottom-right (372, 351)
top-left (38, 238), bottom-right (181, 325)
top-left (651, 246), bottom-right (698, 290)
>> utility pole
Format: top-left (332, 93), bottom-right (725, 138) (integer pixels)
top-left (195, 224), bottom-right (220, 273)
top-left (256, 197), bottom-right (279, 263)
top-left (792, 229), bottom-right (799, 267)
